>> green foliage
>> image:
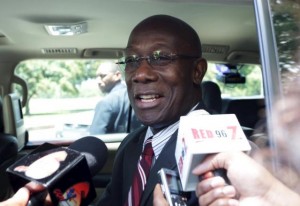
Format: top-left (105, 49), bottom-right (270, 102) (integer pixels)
top-left (15, 59), bottom-right (101, 114)
top-left (270, 0), bottom-right (300, 92)
top-left (16, 59), bottom-right (100, 98)
top-left (271, 0), bottom-right (300, 70)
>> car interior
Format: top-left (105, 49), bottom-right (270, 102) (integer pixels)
top-left (0, 0), bottom-right (288, 203)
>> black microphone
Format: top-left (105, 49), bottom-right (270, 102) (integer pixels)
top-left (69, 136), bottom-right (108, 176)
top-left (7, 136), bottom-right (108, 206)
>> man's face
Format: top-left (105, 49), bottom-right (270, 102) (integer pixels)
top-left (96, 71), bottom-right (117, 93)
top-left (125, 28), bottom-right (202, 129)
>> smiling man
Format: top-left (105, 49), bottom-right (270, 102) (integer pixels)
top-left (97, 15), bottom-right (207, 206)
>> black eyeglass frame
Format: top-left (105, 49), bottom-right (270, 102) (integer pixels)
top-left (116, 51), bottom-right (200, 71)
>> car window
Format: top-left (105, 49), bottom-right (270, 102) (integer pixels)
top-left (268, 0), bottom-right (300, 170)
top-left (13, 59), bottom-right (141, 144)
top-left (204, 63), bottom-right (263, 98)
top-left (13, 59), bottom-right (262, 144)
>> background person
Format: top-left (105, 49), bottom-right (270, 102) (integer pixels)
top-left (89, 61), bottom-right (132, 134)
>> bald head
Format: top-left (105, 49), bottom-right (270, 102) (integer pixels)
top-left (124, 15), bottom-right (207, 129)
top-left (96, 61), bottom-right (122, 93)
top-left (96, 61), bottom-right (119, 75)
top-left (128, 15), bottom-right (202, 56)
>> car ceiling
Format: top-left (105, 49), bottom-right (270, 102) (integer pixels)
top-left (0, 0), bottom-right (259, 64)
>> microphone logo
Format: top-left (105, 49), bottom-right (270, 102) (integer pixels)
top-left (54, 182), bottom-right (91, 206)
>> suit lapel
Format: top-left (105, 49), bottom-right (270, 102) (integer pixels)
top-left (140, 131), bottom-right (178, 205)
top-left (121, 128), bottom-right (147, 201)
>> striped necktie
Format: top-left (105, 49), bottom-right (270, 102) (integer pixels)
top-left (125, 137), bottom-right (154, 206)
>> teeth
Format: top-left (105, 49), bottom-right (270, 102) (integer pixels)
top-left (139, 94), bottom-right (159, 102)
top-left (140, 95), bottom-right (157, 99)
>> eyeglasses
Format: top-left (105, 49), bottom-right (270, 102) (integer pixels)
top-left (116, 50), bottom-right (199, 71)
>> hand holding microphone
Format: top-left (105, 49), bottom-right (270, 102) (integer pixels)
top-left (175, 112), bottom-right (251, 192)
top-left (5, 136), bottom-right (108, 206)
top-left (153, 112), bottom-right (251, 206)
top-left (192, 151), bottom-right (300, 206)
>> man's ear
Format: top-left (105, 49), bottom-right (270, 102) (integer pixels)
top-left (193, 58), bottom-right (207, 85)
top-left (113, 71), bottom-right (123, 81)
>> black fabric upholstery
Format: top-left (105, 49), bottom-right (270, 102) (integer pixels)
top-left (0, 96), bottom-right (19, 200)
top-left (201, 81), bottom-right (222, 114)
top-left (0, 134), bottom-right (19, 201)
top-left (0, 134), bottom-right (18, 164)
top-left (0, 97), bottom-right (4, 133)
top-left (222, 98), bottom-right (265, 128)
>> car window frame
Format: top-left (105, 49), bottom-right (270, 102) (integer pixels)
top-left (254, 0), bottom-right (283, 170)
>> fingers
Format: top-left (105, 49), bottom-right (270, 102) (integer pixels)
top-left (202, 198), bottom-right (240, 206)
top-left (0, 187), bottom-right (30, 206)
top-left (12, 187), bottom-right (30, 205)
top-left (25, 182), bottom-right (53, 206)
top-left (198, 186), bottom-right (238, 206)
top-left (153, 184), bottom-right (169, 206)
top-left (196, 176), bottom-right (238, 206)
top-left (196, 176), bottom-right (225, 196)
top-left (25, 182), bottom-right (45, 192)
top-left (193, 154), bottom-right (217, 175)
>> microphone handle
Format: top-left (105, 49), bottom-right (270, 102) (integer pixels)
top-left (198, 168), bottom-right (231, 185)
top-left (26, 190), bottom-right (48, 206)
top-left (213, 169), bottom-right (231, 185)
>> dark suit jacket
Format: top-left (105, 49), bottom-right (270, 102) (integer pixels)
top-left (90, 82), bottom-right (129, 134)
top-left (97, 103), bottom-right (208, 206)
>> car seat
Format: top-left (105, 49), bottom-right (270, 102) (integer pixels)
top-left (201, 81), bottom-right (222, 114)
top-left (0, 95), bottom-right (18, 164)
top-left (0, 96), bottom-right (4, 133)
top-left (3, 93), bottom-right (28, 151)
top-left (0, 96), bottom-right (19, 201)
top-left (201, 81), bottom-right (254, 138)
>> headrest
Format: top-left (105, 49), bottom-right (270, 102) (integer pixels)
top-left (0, 97), bottom-right (3, 133)
top-left (201, 81), bottom-right (222, 114)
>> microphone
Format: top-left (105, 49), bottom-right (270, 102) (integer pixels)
top-left (7, 136), bottom-right (108, 206)
top-left (175, 110), bottom-right (251, 191)
top-left (69, 136), bottom-right (108, 176)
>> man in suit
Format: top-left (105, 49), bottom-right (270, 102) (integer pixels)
top-left (97, 14), bottom-right (208, 206)
top-left (0, 14), bottom-right (259, 206)
top-left (89, 61), bottom-right (131, 134)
